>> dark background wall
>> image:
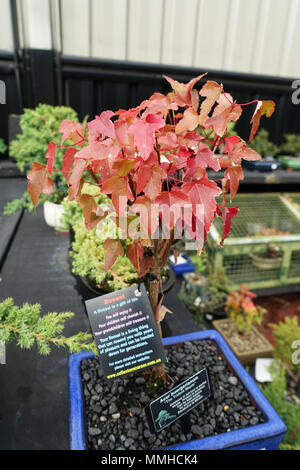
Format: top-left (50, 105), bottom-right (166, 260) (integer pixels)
top-left (0, 48), bottom-right (299, 152)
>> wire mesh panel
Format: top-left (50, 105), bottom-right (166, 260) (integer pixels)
top-left (207, 193), bottom-right (300, 291)
top-left (223, 253), bottom-right (281, 285)
top-left (288, 250), bottom-right (300, 278)
top-left (213, 194), bottom-right (300, 239)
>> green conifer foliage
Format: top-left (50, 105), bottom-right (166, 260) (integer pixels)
top-left (0, 298), bottom-right (96, 355)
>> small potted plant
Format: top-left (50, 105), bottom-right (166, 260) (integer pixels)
top-left (182, 252), bottom-right (207, 297)
top-left (213, 285), bottom-right (273, 365)
top-left (202, 266), bottom-right (229, 322)
top-left (250, 243), bottom-right (283, 270)
top-left (246, 129), bottom-right (280, 171)
top-left (4, 104), bottom-right (80, 232)
top-left (278, 133), bottom-right (300, 170)
top-left (271, 316), bottom-right (300, 396)
top-left (28, 75), bottom-right (286, 450)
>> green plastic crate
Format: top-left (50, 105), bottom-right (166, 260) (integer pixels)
top-left (207, 193), bottom-right (300, 290)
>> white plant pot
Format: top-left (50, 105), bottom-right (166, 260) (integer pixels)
top-left (43, 201), bottom-right (68, 232)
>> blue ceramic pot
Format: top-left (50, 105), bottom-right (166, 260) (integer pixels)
top-left (243, 160), bottom-right (281, 172)
top-left (69, 330), bottom-right (286, 450)
top-left (169, 254), bottom-right (195, 275)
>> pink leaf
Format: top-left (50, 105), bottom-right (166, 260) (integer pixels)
top-left (87, 111), bottom-right (116, 139)
top-left (59, 120), bottom-right (83, 145)
top-left (62, 148), bottom-right (77, 184)
top-left (69, 159), bottom-right (87, 197)
top-left (27, 162), bottom-right (53, 208)
top-left (45, 142), bottom-right (57, 176)
top-left (128, 117), bottom-right (164, 160)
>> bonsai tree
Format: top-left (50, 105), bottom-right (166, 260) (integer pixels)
top-left (248, 129), bottom-right (279, 157)
top-left (280, 133), bottom-right (300, 157)
top-left (0, 297), bottom-right (96, 355)
top-left (4, 104), bottom-right (80, 215)
top-left (26, 74), bottom-right (274, 379)
top-left (225, 285), bottom-right (266, 334)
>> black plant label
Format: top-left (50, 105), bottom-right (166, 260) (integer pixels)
top-left (146, 368), bottom-right (211, 433)
top-left (85, 283), bottom-right (166, 380)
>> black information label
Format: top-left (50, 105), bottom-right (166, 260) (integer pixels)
top-left (146, 368), bottom-right (211, 433)
top-left (85, 284), bottom-right (166, 380)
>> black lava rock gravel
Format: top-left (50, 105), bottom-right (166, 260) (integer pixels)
top-left (81, 340), bottom-right (264, 450)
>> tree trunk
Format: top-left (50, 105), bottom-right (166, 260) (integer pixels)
top-left (149, 268), bottom-right (166, 381)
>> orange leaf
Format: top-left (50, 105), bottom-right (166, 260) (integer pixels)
top-left (199, 81), bottom-right (223, 125)
top-left (27, 162), bottom-right (53, 208)
top-left (175, 108), bottom-right (200, 134)
top-left (204, 93), bottom-right (242, 137)
top-left (45, 142), bottom-right (57, 176)
top-left (155, 305), bottom-right (173, 324)
top-left (79, 194), bottom-right (106, 230)
top-left (112, 158), bottom-right (135, 176)
top-left (103, 239), bottom-right (124, 271)
top-left (249, 100), bottom-right (275, 141)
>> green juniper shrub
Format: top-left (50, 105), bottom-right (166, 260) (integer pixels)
top-left (280, 133), bottom-right (300, 156)
top-left (271, 316), bottom-right (300, 374)
top-left (5, 104), bottom-right (79, 214)
top-left (261, 363), bottom-right (300, 450)
top-left (71, 220), bottom-right (139, 292)
top-left (189, 252), bottom-right (207, 273)
top-left (248, 129), bottom-right (279, 157)
top-left (0, 298), bottom-right (96, 355)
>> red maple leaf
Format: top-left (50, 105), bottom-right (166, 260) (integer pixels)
top-left (59, 120), bottom-right (83, 145)
top-left (69, 159), bottom-right (87, 198)
top-left (155, 188), bottom-right (191, 230)
top-left (45, 141), bottom-right (57, 176)
top-left (182, 176), bottom-right (221, 237)
top-left (87, 110), bottom-right (116, 139)
top-left (27, 162), bottom-right (53, 208)
top-left (219, 206), bottom-right (239, 246)
top-left (199, 80), bottom-right (223, 125)
top-left (223, 165), bottom-right (244, 201)
top-left (164, 74), bottom-right (206, 107)
top-left (175, 108), bottom-right (200, 134)
top-left (143, 165), bottom-right (166, 200)
top-left (204, 93), bottom-right (242, 136)
top-left (128, 114), bottom-right (165, 160)
top-left (249, 100), bottom-right (275, 141)
top-left (101, 175), bottom-right (134, 215)
top-left (103, 239), bottom-right (124, 271)
top-left (62, 148), bottom-right (77, 185)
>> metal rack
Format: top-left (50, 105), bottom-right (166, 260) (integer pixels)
top-left (207, 193), bottom-right (300, 291)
